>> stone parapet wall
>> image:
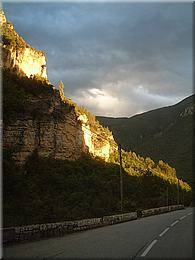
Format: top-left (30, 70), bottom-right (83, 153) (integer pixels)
top-left (3, 212), bottom-right (137, 244)
top-left (141, 204), bottom-right (184, 217)
top-left (3, 205), bottom-right (184, 244)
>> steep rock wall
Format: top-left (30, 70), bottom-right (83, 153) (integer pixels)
top-left (1, 9), bottom-right (48, 81)
top-left (2, 46), bottom-right (47, 80)
top-left (3, 108), bottom-right (84, 164)
top-left (2, 8), bottom-right (117, 164)
top-left (78, 114), bottom-right (116, 161)
top-left (0, 9), bottom-right (6, 24)
top-left (3, 90), bottom-right (117, 165)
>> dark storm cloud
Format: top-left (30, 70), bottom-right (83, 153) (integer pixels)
top-left (3, 2), bottom-right (192, 116)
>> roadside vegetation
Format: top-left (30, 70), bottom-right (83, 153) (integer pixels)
top-left (3, 66), bottom-right (192, 228)
top-left (4, 149), bottom-right (191, 227)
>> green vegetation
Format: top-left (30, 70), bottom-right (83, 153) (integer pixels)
top-left (1, 20), bottom-right (43, 53)
top-left (3, 150), bottom-right (191, 227)
top-left (2, 17), bottom-right (192, 228)
top-left (3, 69), bottom-right (56, 123)
top-left (110, 149), bottom-right (190, 192)
top-left (3, 72), bottom-right (30, 122)
top-left (3, 70), bottom-right (192, 228)
top-left (76, 105), bottom-right (112, 136)
top-left (3, 69), bottom-right (53, 96)
top-left (1, 22), bottom-right (27, 49)
top-left (57, 81), bottom-right (112, 136)
top-left (97, 95), bottom-right (194, 185)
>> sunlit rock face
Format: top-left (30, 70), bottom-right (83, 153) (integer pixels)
top-left (3, 47), bottom-right (48, 79)
top-left (0, 9), bottom-right (6, 24)
top-left (93, 140), bottom-right (111, 161)
top-left (1, 9), bottom-right (48, 81)
top-left (78, 114), bottom-right (114, 161)
top-left (3, 106), bottom-right (115, 165)
top-left (78, 114), bottom-right (95, 154)
top-left (2, 8), bottom-right (116, 164)
top-left (18, 48), bottom-right (47, 79)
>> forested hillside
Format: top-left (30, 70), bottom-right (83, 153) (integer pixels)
top-left (97, 95), bottom-right (194, 185)
top-left (4, 149), bottom-right (191, 227)
top-left (3, 69), bottom-right (191, 227)
top-left (2, 8), bottom-right (192, 228)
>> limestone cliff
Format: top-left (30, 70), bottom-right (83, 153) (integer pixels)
top-left (3, 84), bottom-right (117, 164)
top-left (78, 113), bottom-right (116, 161)
top-left (0, 9), bottom-right (48, 81)
top-left (4, 104), bottom-right (83, 164)
top-left (2, 9), bottom-right (117, 164)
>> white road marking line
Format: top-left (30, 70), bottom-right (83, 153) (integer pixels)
top-left (159, 227), bottom-right (169, 237)
top-left (140, 212), bottom-right (192, 257)
top-left (170, 220), bottom-right (179, 227)
top-left (141, 239), bottom-right (158, 257)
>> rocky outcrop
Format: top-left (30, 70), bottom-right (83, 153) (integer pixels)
top-left (2, 46), bottom-right (47, 79)
top-left (3, 87), bottom-right (117, 164)
top-left (3, 105), bottom-right (116, 165)
top-left (0, 9), bottom-right (48, 81)
top-left (3, 109), bottom-right (84, 164)
top-left (0, 9), bottom-right (6, 24)
top-left (2, 9), bottom-right (117, 165)
top-left (78, 114), bottom-right (116, 161)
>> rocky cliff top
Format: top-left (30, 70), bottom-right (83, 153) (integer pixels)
top-left (0, 9), bottom-right (48, 80)
top-left (0, 9), bottom-right (6, 24)
top-left (1, 7), bottom-right (116, 163)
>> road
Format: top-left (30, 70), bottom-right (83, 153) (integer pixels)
top-left (3, 207), bottom-right (193, 259)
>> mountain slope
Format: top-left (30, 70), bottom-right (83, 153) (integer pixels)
top-left (97, 95), bottom-right (194, 184)
top-left (2, 9), bottom-right (192, 227)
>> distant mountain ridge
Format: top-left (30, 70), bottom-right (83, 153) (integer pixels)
top-left (97, 95), bottom-right (194, 185)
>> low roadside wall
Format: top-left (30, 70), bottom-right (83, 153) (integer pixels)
top-left (3, 205), bottom-right (184, 244)
top-left (3, 212), bottom-right (137, 244)
top-left (141, 204), bottom-right (184, 217)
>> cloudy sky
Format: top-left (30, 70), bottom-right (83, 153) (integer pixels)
top-left (3, 2), bottom-right (193, 117)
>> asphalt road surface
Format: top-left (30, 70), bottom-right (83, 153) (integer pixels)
top-left (3, 207), bottom-right (193, 259)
